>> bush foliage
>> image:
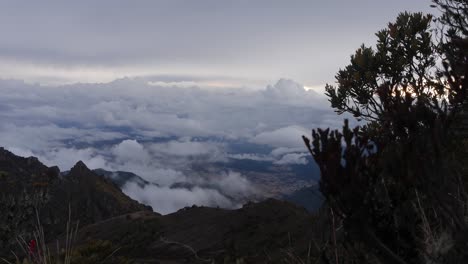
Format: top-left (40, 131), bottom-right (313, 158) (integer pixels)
top-left (304, 1), bottom-right (467, 263)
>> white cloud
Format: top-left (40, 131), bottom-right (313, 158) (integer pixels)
top-left (228, 153), bottom-right (274, 162)
top-left (0, 123), bottom-right (125, 151)
top-left (0, 77), bottom-right (342, 152)
top-left (112, 139), bottom-right (151, 163)
top-left (215, 171), bottom-right (256, 198)
top-left (263, 79), bottom-right (315, 104)
top-left (270, 147), bottom-right (306, 157)
top-left (41, 148), bottom-right (108, 170)
top-left (121, 169), bottom-right (256, 214)
top-left (251, 125), bottom-right (309, 148)
top-left (149, 138), bottom-right (224, 158)
top-left (274, 153), bottom-right (308, 165)
top-left (5, 147), bottom-right (35, 158)
top-left (123, 183), bottom-right (236, 215)
top-left (147, 81), bottom-right (198, 88)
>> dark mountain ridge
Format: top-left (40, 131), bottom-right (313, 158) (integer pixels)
top-left (0, 147), bottom-right (151, 256)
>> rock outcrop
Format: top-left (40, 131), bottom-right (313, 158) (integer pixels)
top-left (0, 148), bottom-right (151, 256)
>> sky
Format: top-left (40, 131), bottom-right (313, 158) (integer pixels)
top-left (0, 0), bottom-right (435, 87)
top-left (0, 1), bottom-right (437, 214)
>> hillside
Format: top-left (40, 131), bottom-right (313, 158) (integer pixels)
top-left (0, 148), bottom-right (327, 263)
top-left (67, 199), bottom-right (326, 263)
top-left (0, 147), bottom-right (151, 257)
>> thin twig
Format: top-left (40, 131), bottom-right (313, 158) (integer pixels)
top-left (101, 247), bottom-right (122, 263)
top-left (0, 258), bottom-right (13, 264)
top-left (330, 208), bottom-right (339, 264)
top-left (159, 237), bottom-right (212, 263)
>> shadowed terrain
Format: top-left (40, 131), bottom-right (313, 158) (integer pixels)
top-left (0, 148), bottom-right (327, 263)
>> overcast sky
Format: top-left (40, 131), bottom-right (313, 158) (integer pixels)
top-left (0, 0), bottom-right (434, 87)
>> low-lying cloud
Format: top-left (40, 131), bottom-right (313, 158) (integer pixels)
top-left (251, 125), bottom-right (310, 148)
top-left (1, 77), bottom-right (348, 213)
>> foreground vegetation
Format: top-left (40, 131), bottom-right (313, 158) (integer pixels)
top-left (303, 0), bottom-right (467, 263)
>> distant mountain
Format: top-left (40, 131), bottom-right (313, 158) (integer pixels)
top-left (0, 147), bottom-right (151, 257)
top-left (282, 185), bottom-right (324, 212)
top-left (93, 168), bottom-right (153, 188)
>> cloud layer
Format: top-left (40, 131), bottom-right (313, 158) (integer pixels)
top-left (1, 78), bottom-right (347, 213)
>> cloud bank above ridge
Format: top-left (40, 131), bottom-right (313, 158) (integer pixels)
top-left (1, 77), bottom-right (341, 151)
top-left (1, 77), bottom-right (347, 213)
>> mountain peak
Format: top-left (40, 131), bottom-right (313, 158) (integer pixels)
top-left (0, 147), bottom-right (12, 159)
top-left (0, 149), bottom-right (152, 256)
top-left (70, 160), bottom-right (90, 173)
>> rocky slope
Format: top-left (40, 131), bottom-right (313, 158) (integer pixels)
top-left (282, 185), bottom-right (323, 212)
top-left (63, 199), bottom-right (327, 263)
top-left (0, 147), bottom-right (151, 257)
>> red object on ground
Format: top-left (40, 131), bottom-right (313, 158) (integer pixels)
top-left (28, 239), bottom-right (37, 255)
